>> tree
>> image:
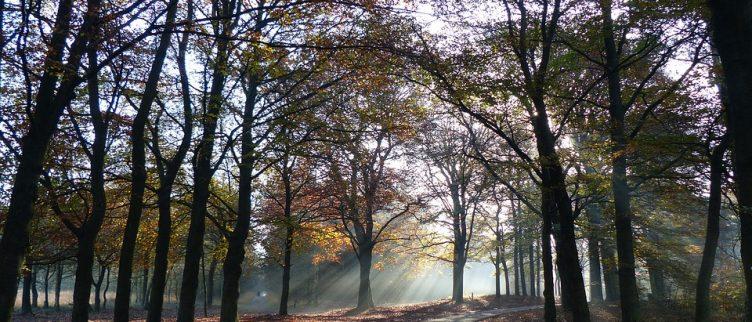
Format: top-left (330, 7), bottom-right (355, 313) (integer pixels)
top-left (416, 115), bottom-right (488, 304)
top-left (705, 0), bottom-right (752, 318)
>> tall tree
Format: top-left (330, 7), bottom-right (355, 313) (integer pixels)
top-left (177, 0), bottom-right (238, 319)
top-left (113, 0), bottom-right (180, 319)
top-left (706, 0), bottom-right (752, 318)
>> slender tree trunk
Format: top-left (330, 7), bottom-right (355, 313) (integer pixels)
top-left (94, 265), bottom-right (106, 312)
top-left (0, 0), bottom-right (95, 316)
top-left (145, 3), bottom-right (192, 320)
top-left (513, 234), bottom-right (519, 295)
top-left (696, 137), bottom-right (728, 321)
top-left (113, 1), bottom-right (179, 320)
top-left (501, 258), bottom-right (510, 296)
top-left (22, 267), bottom-right (31, 314)
top-left (207, 259), bottom-right (217, 307)
top-left (356, 244), bottom-right (375, 311)
top-left (529, 239), bottom-right (535, 297)
top-left (54, 263), bottom-right (62, 310)
top-left (647, 262), bottom-right (666, 301)
top-left (141, 267), bottom-right (149, 308)
top-left (71, 36), bottom-right (108, 322)
top-left (587, 203), bottom-right (604, 302)
top-left (706, 2), bottom-right (752, 317)
top-left (179, 3), bottom-right (234, 317)
top-left (147, 190), bottom-right (175, 322)
top-left (536, 240), bottom-right (541, 297)
top-left (219, 66), bottom-right (260, 322)
top-left (31, 266), bottom-right (38, 308)
top-left (601, 239), bottom-right (620, 301)
top-left (599, 1), bottom-right (640, 319)
top-left (541, 191), bottom-right (556, 322)
top-left (495, 246), bottom-right (501, 299)
top-left (519, 236), bottom-right (527, 296)
top-left (103, 268), bottom-right (110, 310)
top-left (43, 265), bottom-right (50, 309)
top-left (279, 226), bottom-right (294, 315)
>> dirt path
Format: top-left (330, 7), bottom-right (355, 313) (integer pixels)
top-left (428, 305), bottom-right (544, 322)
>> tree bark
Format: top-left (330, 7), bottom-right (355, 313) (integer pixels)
top-left (695, 136), bottom-right (728, 321)
top-left (587, 203), bottom-right (604, 302)
top-left (94, 265), bottom-right (106, 312)
top-left (705, 0), bottom-right (752, 310)
top-left (54, 263), bottom-right (62, 310)
top-left (207, 259), bottom-right (217, 307)
top-left (31, 266), bottom-right (38, 308)
top-left (72, 235), bottom-right (98, 321)
top-left (113, 0), bottom-right (179, 320)
top-left (495, 245), bottom-right (501, 299)
top-left (541, 191), bottom-right (556, 322)
top-left (519, 237), bottom-right (527, 296)
top-left (513, 232), bottom-right (519, 295)
top-left (22, 267), bottom-right (31, 314)
top-left (601, 239), bottom-right (620, 301)
top-left (141, 267), bottom-right (149, 308)
top-left (356, 244), bottom-right (375, 310)
top-left (43, 265), bottom-right (50, 309)
top-left (279, 226), bottom-right (294, 315)
top-left (103, 268), bottom-right (110, 310)
top-left (529, 238), bottom-right (536, 297)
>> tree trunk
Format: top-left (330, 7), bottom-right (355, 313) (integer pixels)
top-left (44, 265), bottom-right (50, 309)
top-left (356, 245), bottom-right (375, 310)
top-left (72, 236), bottom-right (97, 321)
top-left (601, 239), bottom-right (620, 301)
top-left (54, 263), bottom-right (62, 310)
top-left (145, 3), bottom-right (192, 319)
top-left (519, 236), bottom-right (527, 296)
top-left (513, 234), bottom-right (519, 296)
top-left (113, 1), bottom-right (179, 320)
top-left (587, 203), bottom-right (604, 302)
top-left (529, 239), bottom-right (536, 297)
top-left (695, 137), bottom-right (728, 321)
top-left (706, 1), bottom-right (752, 316)
top-left (22, 267), bottom-right (31, 314)
top-left (218, 65), bottom-right (260, 322)
top-left (647, 263), bottom-right (666, 301)
top-left (279, 226), bottom-right (294, 315)
top-left (502, 260), bottom-right (510, 296)
top-left (103, 268), bottom-right (110, 310)
top-left (495, 246), bottom-right (501, 299)
top-left (141, 267), bottom-right (149, 308)
top-left (71, 36), bottom-right (109, 322)
top-left (94, 265), bottom-right (106, 312)
top-left (177, 2), bottom-right (233, 317)
top-left (31, 266), bottom-right (38, 308)
top-left (599, 1), bottom-right (640, 319)
top-left (207, 259), bottom-right (217, 307)
top-left (147, 190), bottom-right (175, 322)
top-left (536, 240), bottom-right (541, 297)
top-left (541, 191), bottom-right (556, 322)
top-left (0, 0), bottom-right (96, 316)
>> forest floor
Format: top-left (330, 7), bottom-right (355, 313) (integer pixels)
top-left (10, 295), bottom-right (541, 321)
top-left (485, 301), bottom-right (697, 321)
top-left (11, 296), bottom-right (701, 321)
